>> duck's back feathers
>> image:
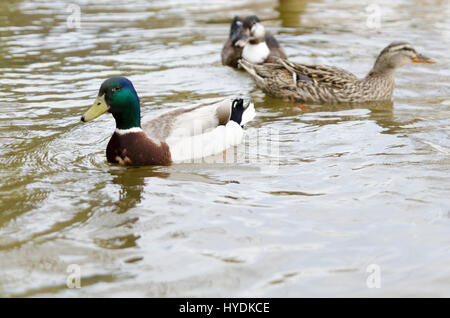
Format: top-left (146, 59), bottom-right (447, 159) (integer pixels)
top-left (277, 59), bottom-right (358, 88)
top-left (142, 99), bottom-right (232, 142)
top-left (141, 98), bottom-right (255, 163)
top-left (239, 58), bottom-right (377, 103)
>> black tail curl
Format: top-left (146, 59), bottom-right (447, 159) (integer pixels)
top-left (230, 98), bottom-right (247, 125)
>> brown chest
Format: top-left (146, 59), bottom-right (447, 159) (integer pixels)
top-left (106, 131), bottom-right (172, 166)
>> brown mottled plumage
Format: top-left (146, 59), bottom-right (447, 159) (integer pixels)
top-left (239, 42), bottom-right (434, 103)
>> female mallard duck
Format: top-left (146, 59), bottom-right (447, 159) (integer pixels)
top-left (81, 77), bottom-right (255, 166)
top-left (221, 15), bottom-right (287, 68)
top-left (239, 42), bottom-right (434, 103)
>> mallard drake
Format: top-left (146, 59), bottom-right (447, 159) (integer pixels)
top-left (221, 15), bottom-right (287, 68)
top-left (239, 42), bottom-right (435, 103)
top-left (80, 77), bottom-right (255, 166)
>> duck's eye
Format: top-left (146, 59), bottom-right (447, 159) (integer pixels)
top-left (112, 86), bottom-right (122, 92)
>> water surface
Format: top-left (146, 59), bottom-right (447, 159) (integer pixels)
top-left (0, 0), bottom-right (449, 297)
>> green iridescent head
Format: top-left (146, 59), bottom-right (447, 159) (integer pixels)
top-left (81, 77), bottom-right (141, 130)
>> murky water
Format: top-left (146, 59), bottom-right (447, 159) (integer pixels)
top-left (0, 0), bottom-right (449, 297)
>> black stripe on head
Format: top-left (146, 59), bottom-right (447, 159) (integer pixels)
top-left (375, 42), bottom-right (417, 64)
top-left (385, 42), bottom-right (415, 53)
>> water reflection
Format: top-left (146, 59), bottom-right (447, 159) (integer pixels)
top-left (109, 167), bottom-right (170, 214)
top-left (254, 93), bottom-right (396, 130)
top-left (276, 0), bottom-right (311, 28)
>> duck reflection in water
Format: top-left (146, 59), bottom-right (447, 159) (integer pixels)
top-left (109, 167), bottom-right (170, 214)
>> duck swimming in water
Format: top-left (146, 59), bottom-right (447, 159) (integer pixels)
top-left (221, 15), bottom-right (287, 68)
top-left (221, 16), bottom-right (245, 68)
top-left (81, 77), bottom-right (255, 166)
top-left (239, 42), bottom-right (435, 103)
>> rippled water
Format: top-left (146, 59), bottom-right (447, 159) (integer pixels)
top-left (0, 0), bottom-right (449, 297)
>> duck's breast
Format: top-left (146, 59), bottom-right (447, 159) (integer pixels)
top-left (106, 129), bottom-right (172, 166)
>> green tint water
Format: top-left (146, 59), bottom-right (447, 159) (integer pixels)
top-left (0, 0), bottom-right (449, 297)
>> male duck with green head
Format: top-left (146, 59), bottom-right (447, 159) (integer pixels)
top-left (81, 77), bottom-right (255, 166)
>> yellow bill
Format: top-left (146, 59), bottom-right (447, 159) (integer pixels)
top-left (81, 94), bottom-right (109, 122)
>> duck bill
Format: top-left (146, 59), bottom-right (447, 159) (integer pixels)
top-left (81, 94), bottom-right (109, 122)
top-left (234, 34), bottom-right (249, 48)
top-left (412, 54), bottom-right (435, 63)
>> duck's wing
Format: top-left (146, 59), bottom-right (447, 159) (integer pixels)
top-left (142, 98), bottom-right (255, 143)
top-left (146, 98), bottom-right (255, 163)
top-left (239, 59), bottom-right (294, 89)
top-left (142, 99), bottom-right (230, 143)
top-left (166, 119), bottom-right (244, 163)
top-left (277, 59), bottom-right (358, 88)
top-left (239, 58), bottom-right (358, 91)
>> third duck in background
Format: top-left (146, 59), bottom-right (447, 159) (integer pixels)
top-left (221, 15), bottom-right (287, 68)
